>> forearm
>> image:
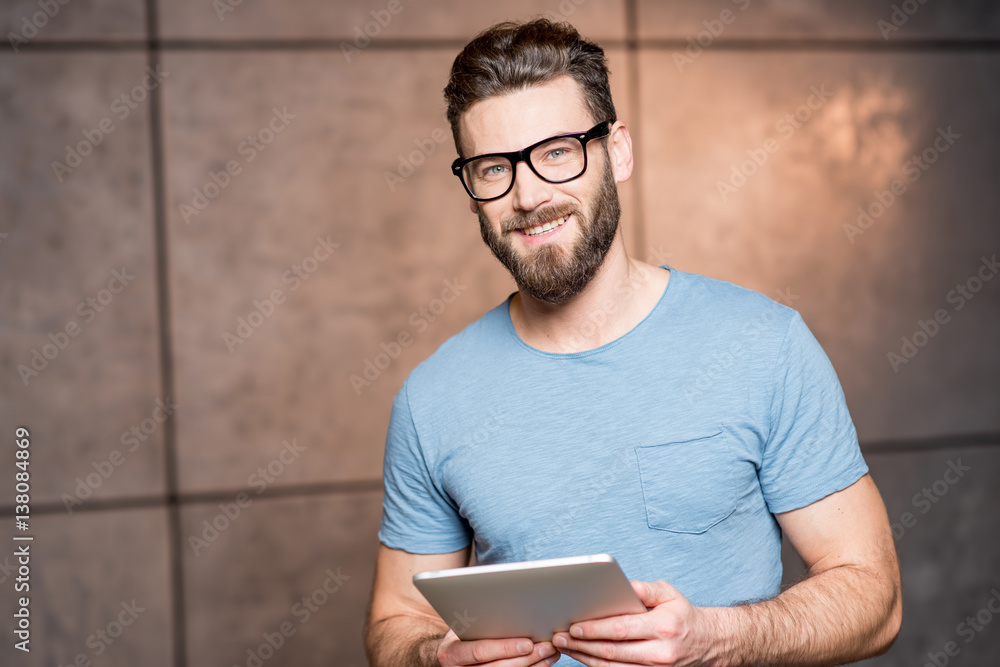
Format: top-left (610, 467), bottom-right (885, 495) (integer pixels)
top-left (366, 613), bottom-right (448, 667)
top-left (706, 563), bottom-right (901, 667)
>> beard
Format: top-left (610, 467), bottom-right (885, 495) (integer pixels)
top-left (477, 150), bottom-right (621, 305)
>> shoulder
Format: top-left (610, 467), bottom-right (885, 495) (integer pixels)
top-left (402, 295), bottom-right (512, 400)
top-left (670, 267), bottom-right (799, 340)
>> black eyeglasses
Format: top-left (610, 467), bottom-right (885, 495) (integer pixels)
top-left (451, 120), bottom-right (614, 202)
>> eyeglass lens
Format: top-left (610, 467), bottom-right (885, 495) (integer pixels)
top-left (461, 135), bottom-right (586, 199)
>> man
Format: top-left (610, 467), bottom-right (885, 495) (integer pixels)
top-left (365, 18), bottom-right (901, 667)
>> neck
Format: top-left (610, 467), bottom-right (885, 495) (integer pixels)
top-left (509, 233), bottom-right (669, 353)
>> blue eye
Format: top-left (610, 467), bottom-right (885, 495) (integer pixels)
top-left (481, 164), bottom-right (508, 178)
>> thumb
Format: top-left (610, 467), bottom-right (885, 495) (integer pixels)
top-left (631, 579), bottom-right (682, 607)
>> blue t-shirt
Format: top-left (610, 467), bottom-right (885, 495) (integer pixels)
top-left (378, 265), bottom-right (867, 657)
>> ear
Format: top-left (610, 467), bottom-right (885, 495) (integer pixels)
top-left (469, 198), bottom-right (479, 215)
top-left (606, 120), bottom-right (634, 184)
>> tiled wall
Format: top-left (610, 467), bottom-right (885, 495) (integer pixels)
top-left (1, 2), bottom-right (998, 666)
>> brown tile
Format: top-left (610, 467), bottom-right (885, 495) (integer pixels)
top-left (781, 443), bottom-right (1000, 664)
top-left (159, 0), bottom-right (626, 42)
top-left (636, 0), bottom-right (1000, 40)
top-left (163, 47), bottom-right (633, 491)
top-left (862, 445), bottom-right (1000, 665)
top-left (0, 507), bottom-right (173, 666)
top-left (182, 491), bottom-right (381, 667)
top-left (636, 50), bottom-right (1000, 441)
top-left (0, 53), bottom-right (166, 506)
top-left (0, 0), bottom-right (145, 43)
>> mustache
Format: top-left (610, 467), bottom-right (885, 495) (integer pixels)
top-left (502, 205), bottom-right (578, 233)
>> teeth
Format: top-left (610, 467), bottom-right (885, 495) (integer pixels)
top-left (522, 215), bottom-right (568, 237)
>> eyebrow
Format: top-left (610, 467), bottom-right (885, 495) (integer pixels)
top-left (469, 129), bottom-right (582, 157)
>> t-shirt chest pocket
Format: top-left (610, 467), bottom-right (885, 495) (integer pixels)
top-left (634, 429), bottom-right (741, 534)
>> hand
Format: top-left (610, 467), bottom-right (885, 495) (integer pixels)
top-left (550, 580), bottom-right (720, 666)
top-left (437, 629), bottom-right (561, 667)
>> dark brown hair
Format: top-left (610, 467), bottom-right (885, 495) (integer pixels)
top-left (443, 18), bottom-right (617, 156)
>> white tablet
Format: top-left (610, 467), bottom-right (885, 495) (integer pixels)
top-left (412, 553), bottom-right (647, 642)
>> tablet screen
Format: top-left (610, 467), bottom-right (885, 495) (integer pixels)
top-left (413, 553), bottom-right (646, 641)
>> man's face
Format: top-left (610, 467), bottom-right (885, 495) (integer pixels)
top-left (458, 75), bottom-right (622, 305)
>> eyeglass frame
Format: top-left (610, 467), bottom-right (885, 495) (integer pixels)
top-left (450, 119), bottom-right (615, 202)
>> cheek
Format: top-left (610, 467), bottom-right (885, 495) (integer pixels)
top-left (558, 181), bottom-right (595, 212)
top-left (480, 204), bottom-right (510, 229)
top-left (566, 163), bottom-right (606, 197)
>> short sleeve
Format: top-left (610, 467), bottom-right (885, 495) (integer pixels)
top-left (759, 311), bottom-right (869, 514)
top-left (377, 380), bottom-right (473, 553)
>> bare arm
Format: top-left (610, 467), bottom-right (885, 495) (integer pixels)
top-left (365, 544), bottom-right (468, 666)
top-left (552, 474), bottom-right (901, 666)
top-left (708, 473), bottom-right (903, 665)
top-left (365, 544), bottom-right (560, 667)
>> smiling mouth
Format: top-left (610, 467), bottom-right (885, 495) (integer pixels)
top-left (518, 214), bottom-right (570, 237)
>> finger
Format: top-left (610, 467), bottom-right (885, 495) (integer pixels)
top-left (446, 636), bottom-right (534, 665)
top-left (490, 641), bottom-right (559, 667)
top-left (527, 659), bottom-right (560, 667)
top-left (552, 634), bottom-right (649, 663)
top-left (630, 579), bottom-right (682, 607)
top-left (525, 657), bottom-right (560, 667)
top-left (562, 610), bottom-right (651, 642)
top-left (524, 647), bottom-right (562, 667)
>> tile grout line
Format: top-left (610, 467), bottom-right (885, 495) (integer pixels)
top-left (2, 433), bottom-right (998, 519)
top-left (861, 431), bottom-right (1000, 454)
top-left (7, 37), bottom-right (1000, 53)
top-left (624, 0), bottom-right (646, 261)
top-left (0, 479), bottom-right (386, 518)
top-left (142, 1), bottom-right (187, 666)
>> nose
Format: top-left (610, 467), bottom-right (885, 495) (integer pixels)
top-left (509, 159), bottom-right (553, 212)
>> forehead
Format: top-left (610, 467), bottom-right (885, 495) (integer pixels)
top-left (458, 75), bottom-right (593, 157)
